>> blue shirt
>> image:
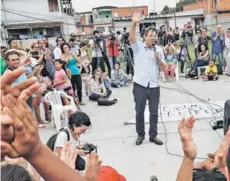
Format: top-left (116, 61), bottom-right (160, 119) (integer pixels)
top-left (67, 56), bottom-right (80, 75)
top-left (131, 42), bottom-right (165, 88)
top-left (211, 32), bottom-right (225, 53)
top-left (5, 68), bottom-right (27, 85)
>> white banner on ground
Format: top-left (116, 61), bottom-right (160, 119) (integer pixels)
top-left (124, 101), bottom-right (225, 125)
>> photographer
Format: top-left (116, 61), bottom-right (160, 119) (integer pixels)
top-left (53, 111), bottom-right (92, 170)
top-left (106, 32), bottom-right (120, 70)
top-left (89, 30), bottom-right (106, 73)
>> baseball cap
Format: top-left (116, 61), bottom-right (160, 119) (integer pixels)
top-left (97, 166), bottom-right (126, 181)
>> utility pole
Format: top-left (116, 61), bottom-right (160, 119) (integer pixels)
top-left (153, 0), bottom-right (156, 12)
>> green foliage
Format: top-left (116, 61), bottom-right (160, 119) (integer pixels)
top-left (176, 0), bottom-right (197, 12)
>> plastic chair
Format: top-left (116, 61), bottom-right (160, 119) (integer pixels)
top-left (197, 66), bottom-right (208, 78)
top-left (162, 60), bottom-right (179, 82)
top-left (45, 91), bottom-right (76, 131)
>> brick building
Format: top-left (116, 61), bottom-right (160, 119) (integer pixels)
top-left (184, 0), bottom-right (230, 30)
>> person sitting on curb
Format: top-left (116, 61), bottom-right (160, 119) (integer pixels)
top-left (111, 62), bottom-right (130, 88)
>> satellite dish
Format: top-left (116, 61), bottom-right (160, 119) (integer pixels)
top-left (113, 12), bottom-right (118, 17)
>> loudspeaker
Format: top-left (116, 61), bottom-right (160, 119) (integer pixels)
top-left (223, 99), bottom-right (230, 135)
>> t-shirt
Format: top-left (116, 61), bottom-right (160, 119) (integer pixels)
top-left (89, 39), bottom-right (103, 58)
top-left (205, 65), bottom-right (217, 74)
top-left (54, 127), bottom-right (77, 149)
top-left (54, 69), bottom-right (69, 90)
top-left (53, 47), bottom-right (62, 59)
top-left (0, 57), bottom-right (6, 75)
top-left (5, 68), bottom-right (27, 85)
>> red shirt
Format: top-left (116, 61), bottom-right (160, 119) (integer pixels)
top-left (106, 39), bottom-right (120, 57)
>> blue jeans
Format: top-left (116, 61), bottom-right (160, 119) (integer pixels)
top-left (212, 52), bottom-right (224, 72)
top-left (109, 56), bottom-right (117, 70)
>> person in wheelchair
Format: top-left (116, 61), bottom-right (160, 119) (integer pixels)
top-left (163, 43), bottom-right (177, 81)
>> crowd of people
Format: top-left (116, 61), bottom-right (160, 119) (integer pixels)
top-left (0, 10), bottom-right (230, 181)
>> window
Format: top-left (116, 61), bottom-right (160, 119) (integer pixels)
top-left (48, 0), bottom-right (59, 12)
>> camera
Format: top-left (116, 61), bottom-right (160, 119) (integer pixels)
top-left (80, 143), bottom-right (97, 154)
top-left (109, 33), bottom-right (116, 41)
top-left (31, 51), bottom-right (39, 59)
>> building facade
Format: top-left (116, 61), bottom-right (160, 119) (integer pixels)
top-left (75, 11), bottom-right (94, 36)
top-left (184, 0), bottom-right (230, 30)
top-left (1, 0), bottom-right (76, 41)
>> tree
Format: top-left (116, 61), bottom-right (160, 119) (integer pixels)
top-left (161, 5), bottom-right (170, 14)
top-left (176, 0), bottom-right (197, 12)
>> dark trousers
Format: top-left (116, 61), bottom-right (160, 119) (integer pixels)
top-left (89, 89), bottom-right (112, 101)
top-left (71, 75), bottom-right (82, 103)
top-left (92, 57), bottom-right (106, 73)
top-left (193, 59), bottom-right (209, 75)
top-left (133, 83), bottom-right (160, 137)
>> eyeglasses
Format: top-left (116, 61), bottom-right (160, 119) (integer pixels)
top-left (10, 58), bottom-right (20, 61)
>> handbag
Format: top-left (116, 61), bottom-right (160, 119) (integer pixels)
top-left (97, 98), bottom-right (117, 106)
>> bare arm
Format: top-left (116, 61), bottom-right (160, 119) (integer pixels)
top-left (129, 22), bottom-right (137, 44)
top-left (176, 156), bottom-right (194, 181)
top-left (27, 145), bottom-right (85, 181)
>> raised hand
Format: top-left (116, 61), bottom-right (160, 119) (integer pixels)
top-left (132, 12), bottom-right (144, 23)
top-left (84, 154), bottom-right (102, 181)
top-left (178, 117), bottom-right (197, 160)
top-left (1, 94), bottom-right (42, 160)
top-left (0, 66), bottom-right (40, 102)
top-left (60, 142), bottom-right (78, 169)
top-left (214, 129), bottom-right (230, 169)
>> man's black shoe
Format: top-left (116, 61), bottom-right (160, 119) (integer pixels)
top-left (149, 137), bottom-right (163, 145)
top-left (136, 136), bottom-right (145, 145)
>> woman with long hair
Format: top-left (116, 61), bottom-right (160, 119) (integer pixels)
top-left (88, 69), bottom-right (111, 101)
top-left (60, 43), bottom-right (84, 105)
top-left (192, 43), bottom-right (210, 79)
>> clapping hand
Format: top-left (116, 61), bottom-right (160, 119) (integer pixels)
top-left (1, 94), bottom-right (42, 160)
top-left (0, 67), bottom-right (40, 103)
top-left (84, 154), bottom-right (102, 181)
top-left (178, 117), bottom-right (197, 160)
top-left (60, 142), bottom-right (78, 169)
top-left (214, 129), bottom-right (230, 169)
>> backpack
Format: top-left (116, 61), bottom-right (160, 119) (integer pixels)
top-left (46, 128), bottom-right (70, 151)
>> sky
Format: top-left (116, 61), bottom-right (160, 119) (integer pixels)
top-left (72, 0), bottom-right (178, 13)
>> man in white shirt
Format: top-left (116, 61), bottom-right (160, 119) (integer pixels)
top-left (129, 12), bottom-right (166, 146)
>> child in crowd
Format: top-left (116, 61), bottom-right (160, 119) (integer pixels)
top-left (204, 60), bottom-right (219, 81)
top-left (111, 62), bottom-right (129, 88)
top-left (53, 59), bottom-right (73, 105)
top-left (163, 43), bottom-right (177, 81)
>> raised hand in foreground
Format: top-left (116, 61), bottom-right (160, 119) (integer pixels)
top-left (214, 129), bottom-right (230, 179)
top-left (176, 116), bottom-right (197, 181)
top-left (84, 154), bottom-right (102, 181)
top-left (1, 94), bottom-right (42, 159)
top-left (0, 66), bottom-right (39, 102)
top-left (60, 142), bottom-right (78, 169)
top-left (1, 94), bottom-right (86, 181)
top-left (178, 116), bottom-right (197, 160)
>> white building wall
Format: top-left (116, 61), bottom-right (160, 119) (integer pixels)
top-left (2, 0), bottom-right (62, 25)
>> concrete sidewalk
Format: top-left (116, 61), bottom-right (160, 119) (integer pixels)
top-left (40, 76), bottom-right (230, 181)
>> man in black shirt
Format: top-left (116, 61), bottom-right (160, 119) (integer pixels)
top-left (197, 28), bottom-right (211, 53)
